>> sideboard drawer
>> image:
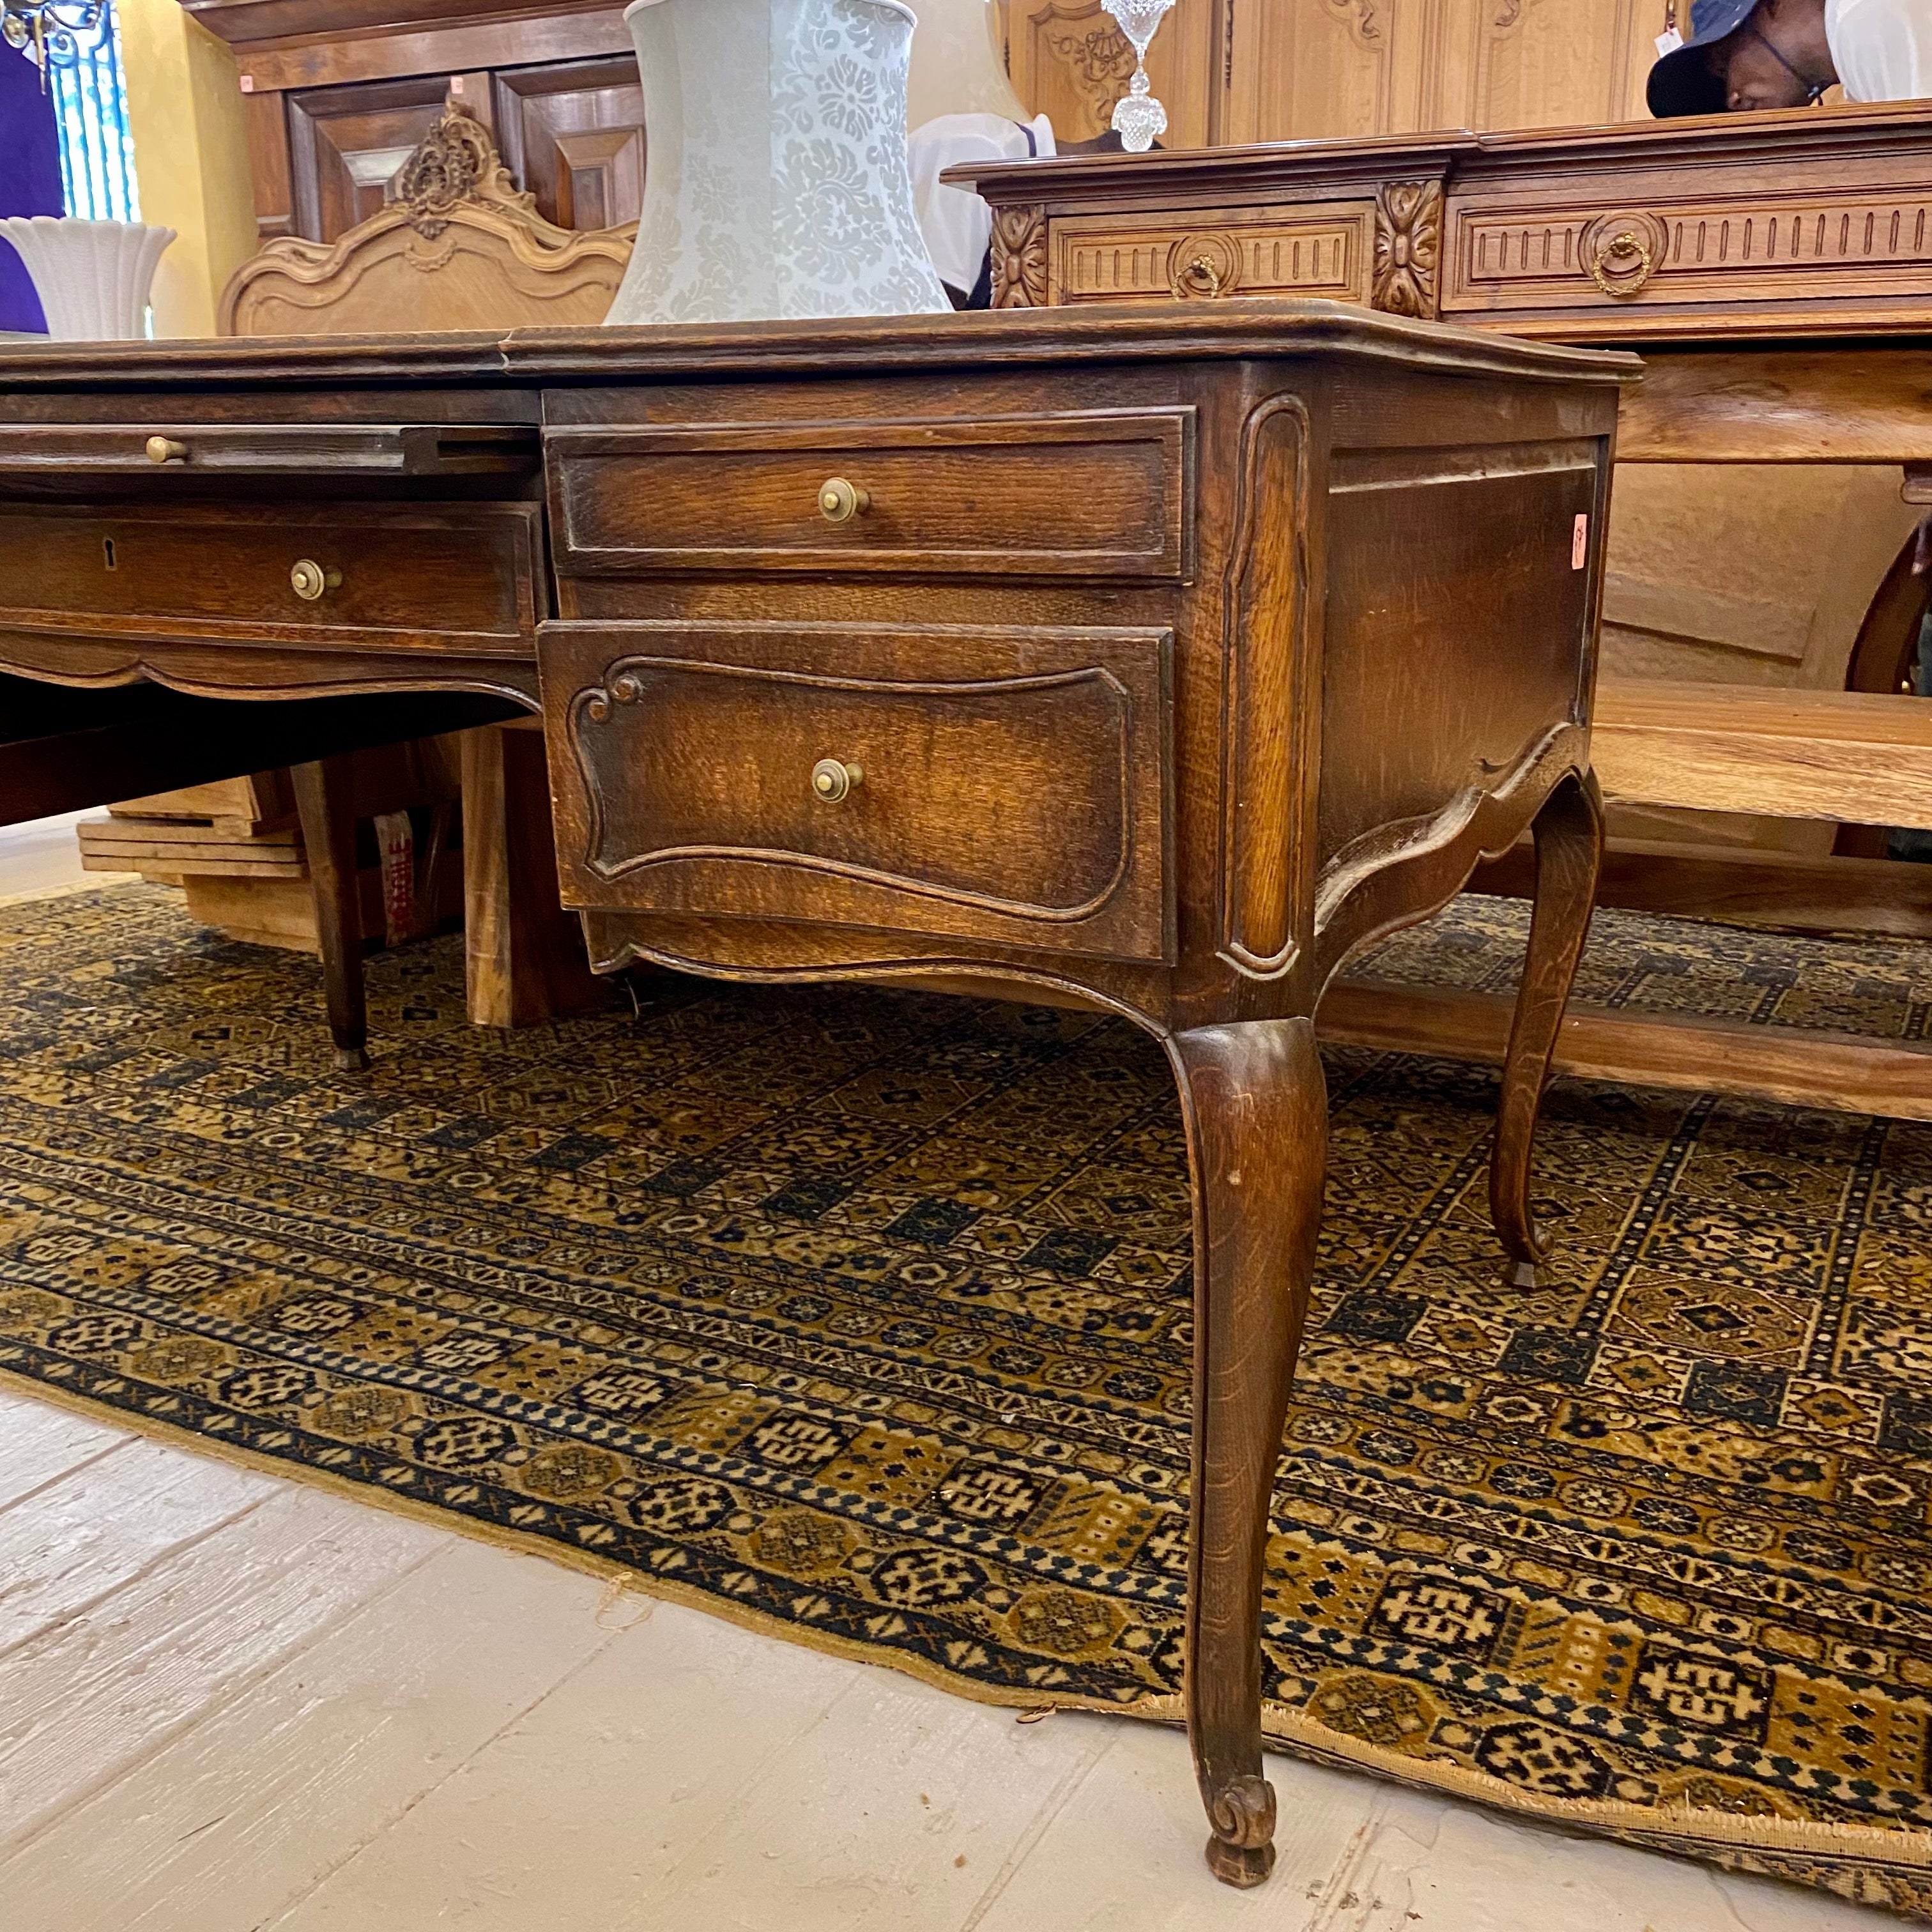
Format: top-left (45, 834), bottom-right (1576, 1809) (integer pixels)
top-left (1048, 205), bottom-right (1373, 306)
top-left (540, 620), bottom-right (1173, 962)
top-left (0, 503), bottom-right (542, 656)
top-left (546, 411), bottom-right (1193, 580)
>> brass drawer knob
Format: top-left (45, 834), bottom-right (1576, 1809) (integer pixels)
top-left (144, 436), bottom-right (187, 465)
top-left (289, 558), bottom-right (342, 602)
top-left (817, 477), bottom-right (870, 524)
top-left (810, 758), bottom-right (863, 804)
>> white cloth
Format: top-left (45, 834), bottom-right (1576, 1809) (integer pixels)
top-left (1827, 0), bottom-right (1932, 100)
top-left (907, 112), bottom-right (1055, 296)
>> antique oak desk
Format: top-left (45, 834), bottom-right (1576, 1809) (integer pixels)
top-left (958, 101), bottom-right (1932, 1120)
top-left (0, 305), bottom-right (1632, 1885)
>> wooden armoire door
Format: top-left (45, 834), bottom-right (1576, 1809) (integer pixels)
top-left (493, 57), bottom-right (647, 231)
top-left (286, 76), bottom-right (455, 242)
top-left (1218, 0), bottom-right (1662, 144)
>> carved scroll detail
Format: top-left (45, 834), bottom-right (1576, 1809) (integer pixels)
top-left (992, 205), bottom-right (1050, 308)
top-left (1372, 179), bottom-right (1443, 318)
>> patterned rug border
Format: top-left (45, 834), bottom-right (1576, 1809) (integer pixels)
top-left (13, 1330), bottom-right (1932, 1905)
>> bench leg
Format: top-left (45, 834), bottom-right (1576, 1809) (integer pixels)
top-left (1491, 768), bottom-right (1604, 1285)
top-left (291, 756), bottom-right (369, 1073)
top-left (461, 724), bottom-right (603, 1028)
top-left (1169, 1015), bottom-right (1327, 1889)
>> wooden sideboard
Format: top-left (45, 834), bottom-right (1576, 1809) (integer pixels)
top-left (955, 102), bottom-right (1932, 1118)
top-left (0, 304), bottom-right (1633, 1886)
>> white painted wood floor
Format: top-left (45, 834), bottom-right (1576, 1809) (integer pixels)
top-left (0, 815), bottom-right (1896, 1932)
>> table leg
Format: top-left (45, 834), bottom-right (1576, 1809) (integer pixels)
top-left (290, 756), bottom-right (370, 1073)
top-left (1490, 769), bottom-right (1604, 1285)
top-left (1168, 1015), bottom-right (1327, 1889)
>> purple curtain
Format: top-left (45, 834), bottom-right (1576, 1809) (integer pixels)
top-left (1, 42), bottom-right (65, 334)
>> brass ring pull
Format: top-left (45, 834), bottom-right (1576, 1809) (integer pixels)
top-left (145, 436), bottom-right (187, 465)
top-left (818, 477), bottom-right (870, 524)
top-left (289, 558), bottom-right (342, 602)
top-left (810, 758), bottom-right (863, 804)
top-left (1588, 228), bottom-right (1655, 298)
top-left (1172, 254), bottom-right (1225, 301)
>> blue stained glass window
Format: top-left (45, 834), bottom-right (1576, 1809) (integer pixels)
top-left (45, 3), bottom-right (140, 223)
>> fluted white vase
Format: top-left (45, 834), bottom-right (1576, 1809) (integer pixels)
top-left (608, 0), bottom-right (949, 326)
top-left (0, 218), bottom-right (174, 341)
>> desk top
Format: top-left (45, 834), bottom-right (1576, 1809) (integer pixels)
top-left (0, 300), bottom-right (1638, 393)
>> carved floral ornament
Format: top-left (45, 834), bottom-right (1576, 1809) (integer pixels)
top-left (992, 204), bottom-right (1050, 307)
top-left (1371, 179), bottom-right (1441, 318)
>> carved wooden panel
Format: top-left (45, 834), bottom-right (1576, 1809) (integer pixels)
top-left (992, 205), bottom-right (1050, 307)
top-left (1052, 206), bottom-right (1370, 304)
top-left (492, 57), bottom-right (646, 231)
top-left (1443, 188), bottom-right (1932, 316)
top-left (1220, 0), bottom-right (1657, 144)
top-left (286, 75), bottom-right (453, 243)
top-left (539, 619), bottom-right (1174, 962)
top-left (1007, 0), bottom-right (1216, 147)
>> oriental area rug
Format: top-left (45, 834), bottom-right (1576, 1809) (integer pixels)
top-left (1, 884), bottom-right (1929, 1917)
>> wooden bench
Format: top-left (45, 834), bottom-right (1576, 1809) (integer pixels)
top-left (1323, 679), bottom-right (1932, 1119)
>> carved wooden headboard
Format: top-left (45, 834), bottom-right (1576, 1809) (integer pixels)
top-left (219, 105), bottom-right (635, 337)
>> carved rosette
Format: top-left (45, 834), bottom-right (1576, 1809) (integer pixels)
top-left (1371, 180), bottom-right (1442, 319)
top-left (991, 204), bottom-right (1050, 309)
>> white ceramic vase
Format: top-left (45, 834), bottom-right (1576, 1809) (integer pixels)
top-left (609, 0), bottom-right (950, 326)
top-left (0, 218), bottom-right (175, 341)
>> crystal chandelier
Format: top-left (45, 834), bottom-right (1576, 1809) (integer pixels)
top-left (2, 1), bottom-right (108, 77)
top-left (1101, 0), bottom-right (1176, 153)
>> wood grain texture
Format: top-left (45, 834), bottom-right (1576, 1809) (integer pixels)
top-left (1471, 834), bottom-right (1932, 943)
top-left (1594, 679), bottom-right (1932, 828)
top-left (1169, 1016), bottom-right (1326, 1889)
top-left (1321, 978), bottom-right (1932, 1123)
top-left (291, 756), bottom-right (371, 1071)
top-left (0, 308), bottom-right (1625, 1889)
top-left (1490, 771), bottom-right (1604, 1285)
top-left (460, 723), bottom-right (604, 1028)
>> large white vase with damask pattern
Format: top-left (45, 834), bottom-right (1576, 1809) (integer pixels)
top-left (610, 0), bottom-right (950, 325)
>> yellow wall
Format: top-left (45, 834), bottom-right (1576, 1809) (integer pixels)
top-left (118, 0), bottom-right (256, 336)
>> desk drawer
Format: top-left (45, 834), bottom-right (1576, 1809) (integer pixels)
top-left (546, 411), bottom-right (1192, 580)
top-left (540, 620), bottom-right (1172, 962)
top-left (0, 503), bottom-right (542, 656)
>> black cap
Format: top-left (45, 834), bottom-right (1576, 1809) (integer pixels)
top-left (1647, 0), bottom-right (1758, 116)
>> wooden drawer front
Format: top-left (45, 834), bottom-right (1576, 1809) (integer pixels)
top-left (0, 504), bottom-right (541, 656)
top-left (546, 412), bottom-right (1192, 579)
top-left (1443, 188), bottom-right (1932, 316)
top-left (540, 621), bottom-right (1173, 962)
top-left (1050, 206), bottom-right (1371, 307)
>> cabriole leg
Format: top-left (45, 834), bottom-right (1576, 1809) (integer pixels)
top-left (1168, 1016), bottom-right (1328, 1889)
top-left (1491, 768), bottom-right (1605, 1285)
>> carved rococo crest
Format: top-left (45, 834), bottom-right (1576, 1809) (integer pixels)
top-left (395, 103), bottom-right (527, 240)
top-left (992, 204), bottom-right (1050, 309)
top-left (1371, 179), bottom-right (1442, 318)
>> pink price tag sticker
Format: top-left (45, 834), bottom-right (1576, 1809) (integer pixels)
top-left (1571, 512), bottom-right (1588, 570)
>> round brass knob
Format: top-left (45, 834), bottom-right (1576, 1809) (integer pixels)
top-left (144, 436), bottom-right (187, 465)
top-left (817, 477), bottom-right (870, 524)
top-left (289, 558), bottom-right (342, 602)
top-left (810, 758), bottom-right (863, 804)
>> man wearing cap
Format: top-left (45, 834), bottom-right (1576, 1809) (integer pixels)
top-left (1648, 0), bottom-right (1932, 116)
